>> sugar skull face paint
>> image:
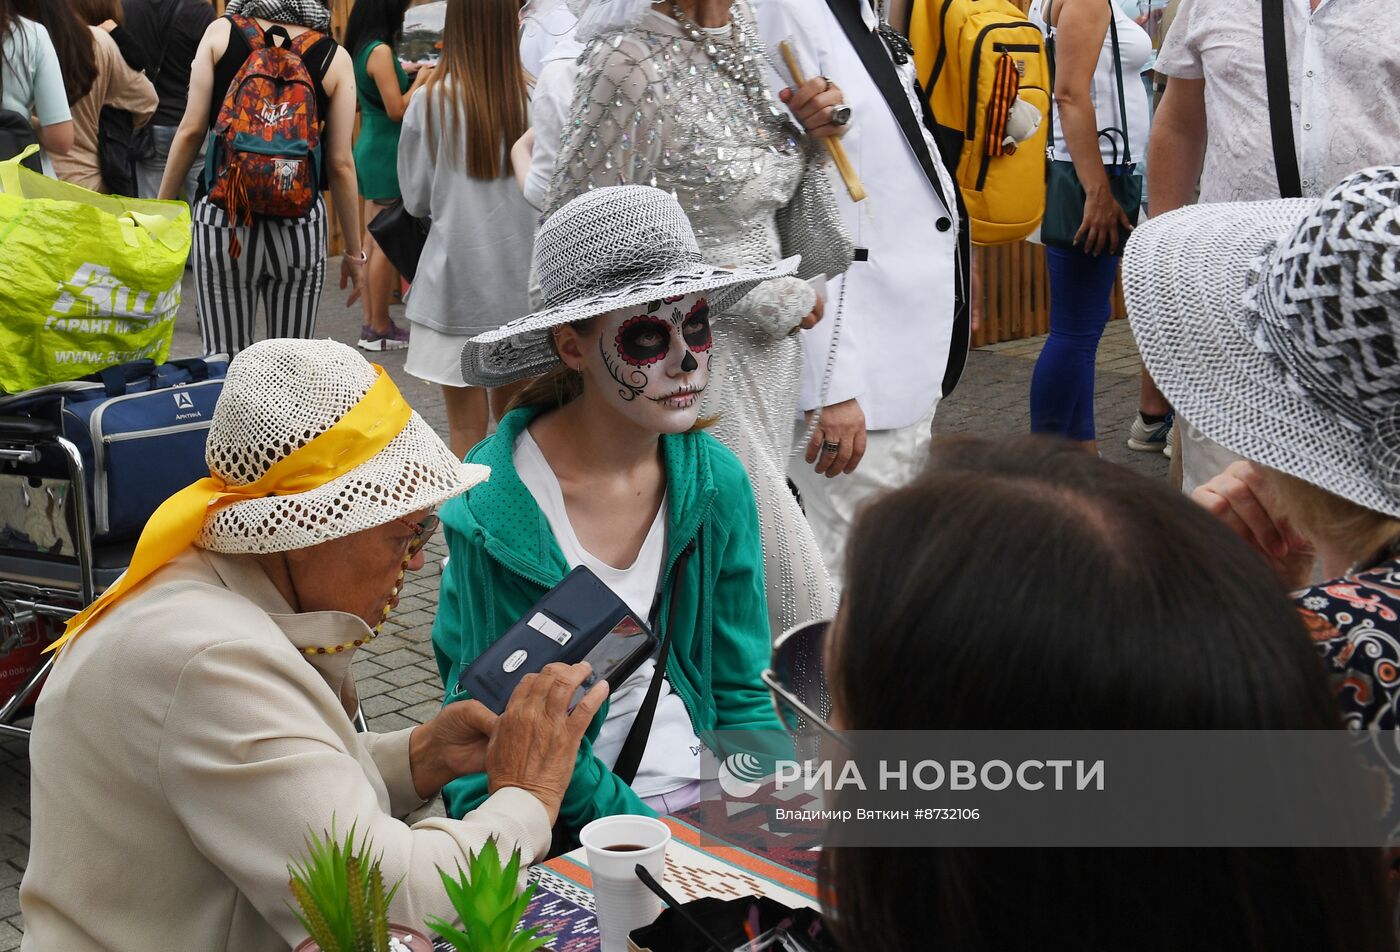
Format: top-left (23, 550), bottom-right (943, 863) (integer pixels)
top-left (586, 292), bottom-right (713, 433)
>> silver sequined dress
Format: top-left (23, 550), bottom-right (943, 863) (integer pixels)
top-left (544, 5), bottom-right (836, 638)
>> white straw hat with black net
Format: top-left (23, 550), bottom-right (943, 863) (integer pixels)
top-left (1123, 165), bottom-right (1400, 519)
top-left (460, 185), bottom-right (799, 388)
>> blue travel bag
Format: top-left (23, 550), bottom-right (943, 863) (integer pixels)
top-left (0, 356), bottom-right (228, 544)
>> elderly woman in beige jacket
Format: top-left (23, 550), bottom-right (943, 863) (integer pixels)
top-left (19, 339), bottom-right (606, 951)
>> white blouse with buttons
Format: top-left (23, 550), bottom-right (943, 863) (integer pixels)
top-left (1156, 0), bottom-right (1400, 202)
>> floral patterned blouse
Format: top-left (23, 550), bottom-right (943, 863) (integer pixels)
top-left (1297, 558), bottom-right (1400, 731)
top-left (1296, 557), bottom-right (1400, 886)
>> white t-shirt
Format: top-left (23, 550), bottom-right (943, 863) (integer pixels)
top-left (1154, 0), bottom-right (1400, 202)
top-left (1031, 0), bottom-right (1153, 166)
top-left (513, 429), bottom-right (705, 798)
top-left (3, 17), bottom-right (71, 177)
top-left (2, 17), bottom-right (69, 124)
top-left (519, 3), bottom-right (578, 83)
top-left (523, 38), bottom-right (582, 211)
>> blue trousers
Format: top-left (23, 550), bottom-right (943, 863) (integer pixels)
top-left (1029, 245), bottom-right (1121, 442)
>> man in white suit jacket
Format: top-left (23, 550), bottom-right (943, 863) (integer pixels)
top-left (762, 0), bottom-right (968, 590)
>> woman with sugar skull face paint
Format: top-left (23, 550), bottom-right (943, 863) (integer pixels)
top-left (433, 187), bottom-right (790, 845)
top-left (593, 293), bottom-right (714, 417)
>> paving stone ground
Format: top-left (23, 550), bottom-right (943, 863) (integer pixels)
top-left (0, 277), bottom-right (1166, 948)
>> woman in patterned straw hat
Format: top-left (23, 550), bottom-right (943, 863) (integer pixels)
top-left (1124, 164), bottom-right (1400, 754)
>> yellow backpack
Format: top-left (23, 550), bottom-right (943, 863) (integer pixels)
top-left (909, 0), bottom-right (1051, 245)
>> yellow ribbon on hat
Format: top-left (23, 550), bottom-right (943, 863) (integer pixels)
top-left (47, 365), bottom-right (412, 655)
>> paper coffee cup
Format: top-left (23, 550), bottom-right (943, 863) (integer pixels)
top-left (579, 815), bottom-right (671, 952)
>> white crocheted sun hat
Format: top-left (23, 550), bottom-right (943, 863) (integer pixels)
top-left (196, 339), bottom-right (489, 554)
top-left (1124, 165), bottom-right (1400, 519)
top-left (460, 185), bottom-right (799, 387)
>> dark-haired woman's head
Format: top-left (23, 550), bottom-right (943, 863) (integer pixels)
top-left (13, 0), bottom-right (95, 104)
top-left (70, 0), bottom-right (120, 27)
top-left (0, 0), bottom-right (17, 44)
top-left (342, 0), bottom-right (412, 57)
top-left (820, 436), bottom-right (1394, 952)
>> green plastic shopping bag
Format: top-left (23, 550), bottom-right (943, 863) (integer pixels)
top-left (0, 146), bottom-right (190, 392)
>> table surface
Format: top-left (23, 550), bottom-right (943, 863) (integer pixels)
top-left (431, 800), bottom-right (821, 952)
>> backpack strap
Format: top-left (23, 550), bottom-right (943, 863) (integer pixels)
top-left (288, 27), bottom-right (329, 59)
top-left (228, 14), bottom-right (266, 51)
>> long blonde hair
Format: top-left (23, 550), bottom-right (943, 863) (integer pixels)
top-left (423, 0), bottom-right (527, 178)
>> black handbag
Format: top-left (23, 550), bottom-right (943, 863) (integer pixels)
top-left (98, 107), bottom-right (141, 196)
top-left (1041, 0), bottom-right (1141, 256)
top-left (0, 66), bottom-right (40, 172)
top-left (367, 199), bottom-right (430, 281)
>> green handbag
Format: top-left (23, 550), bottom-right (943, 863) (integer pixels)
top-left (1041, 0), bottom-right (1142, 256)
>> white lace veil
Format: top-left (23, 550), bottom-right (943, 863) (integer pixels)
top-left (527, 0), bottom-right (655, 43)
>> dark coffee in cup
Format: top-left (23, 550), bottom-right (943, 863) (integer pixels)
top-left (606, 843), bottom-right (647, 852)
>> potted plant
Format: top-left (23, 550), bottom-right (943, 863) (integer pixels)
top-left (288, 823), bottom-right (434, 952)
top-left (426, 837), bottom-right (553, 952)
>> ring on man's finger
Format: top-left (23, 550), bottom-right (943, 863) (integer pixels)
top-left (821, 75), bottom-right (833, 92)
top-left (821, 440), bottom-right (841, 455)
top-left (829, 103), bottom-right (853, 127)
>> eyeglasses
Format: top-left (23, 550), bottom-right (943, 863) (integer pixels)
top-left (395, 512), bottom-right (440, 558)
top-left (762, 618), bottom-right (845, 746)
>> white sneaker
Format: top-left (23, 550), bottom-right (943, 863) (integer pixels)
top-left (357, 320), bottom-right (410, 352)
top-left (1127, 411), bottom-right (1174, 454)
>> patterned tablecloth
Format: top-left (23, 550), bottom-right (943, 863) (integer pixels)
top-left (432, 798), bottom-right (821, 952)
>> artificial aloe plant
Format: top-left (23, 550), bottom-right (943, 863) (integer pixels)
top-left (426, 837), bottom-right (553, 952)
top-left (288, 822), bottom-right (401, 952)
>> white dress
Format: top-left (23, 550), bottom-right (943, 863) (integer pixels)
top-left (543, 4), bottom-right (836, 638)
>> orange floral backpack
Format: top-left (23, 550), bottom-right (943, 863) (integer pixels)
top-left (205, 15), bottom-right (326, 255)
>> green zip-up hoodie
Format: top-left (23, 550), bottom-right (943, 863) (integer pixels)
top-left (432, 407), bottom-right (783, 842)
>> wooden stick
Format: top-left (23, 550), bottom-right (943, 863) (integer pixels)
top-left (779, 41), bottom-right (867, 203)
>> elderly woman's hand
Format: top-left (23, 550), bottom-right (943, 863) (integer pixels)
top-left (780, 76), bottom-right (848, 139)
top-left (1192, 460), bottom-right (1316, 590)
top-left (409, 699), bottom-right (498, 800)
top-left (486, 662), bottom-right (608, 825)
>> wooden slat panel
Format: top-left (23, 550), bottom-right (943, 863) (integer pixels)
top-left (972, 239), bottom-right (1126, 344)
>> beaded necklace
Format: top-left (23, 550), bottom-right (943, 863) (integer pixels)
top-left (667, 1), bottom-right (767, 100)
top-left (300, 557), bottom-right (408, 656)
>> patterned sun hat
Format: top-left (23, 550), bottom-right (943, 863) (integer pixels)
top-left (1123, 165), bottom-right (1400, 518)
top-left (460, 185), bottom-right (799, 387)
top-left (198, 339), bottom-right (489, 553)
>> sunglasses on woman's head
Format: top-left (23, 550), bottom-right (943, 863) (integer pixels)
top-left (395, 512), bottom-right (440, 558)
top-left (763, 618), bottom-right (844, 745)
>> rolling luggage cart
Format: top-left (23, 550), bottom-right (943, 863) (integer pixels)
top-left (0, 415), bottom-right (124, 739)
top-left (0, 357), bottom-right (230, 739)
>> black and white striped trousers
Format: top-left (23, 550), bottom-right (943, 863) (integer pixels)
top-left (192, 196), bottom-right (327, 356)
